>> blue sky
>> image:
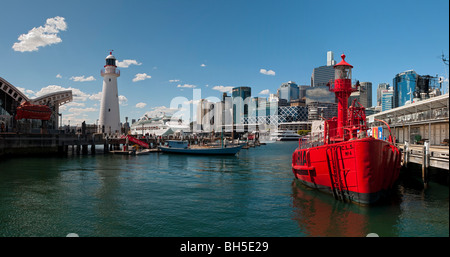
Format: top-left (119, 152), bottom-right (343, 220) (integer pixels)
top-left (0, 0), bottom-right (448, 126)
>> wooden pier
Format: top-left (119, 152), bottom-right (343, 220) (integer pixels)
top-left (398, 142), bottom-right (449, 187)
top-left (0, 132), bottom-right (262, 157)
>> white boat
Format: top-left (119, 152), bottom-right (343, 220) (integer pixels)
top-left (130, 114), bottom-right (189, 136)
top-left (269, 130), bottom-right (302, 141)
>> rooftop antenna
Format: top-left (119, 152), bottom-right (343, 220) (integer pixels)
top-left (441, 51), bottom-right (449, 94)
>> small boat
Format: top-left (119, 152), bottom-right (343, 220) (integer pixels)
top-left (15, 101), bottom-right (52, 120)
top-left (159, 140), bottom-right (243, 155)
top-left (270, 130), bottom-right (302, 141)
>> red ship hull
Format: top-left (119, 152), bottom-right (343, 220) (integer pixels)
top-left (292, 137), bottom-right (402, 205)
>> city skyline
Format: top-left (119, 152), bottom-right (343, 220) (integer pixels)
top-left (0, 0), bottom-right (448, 126)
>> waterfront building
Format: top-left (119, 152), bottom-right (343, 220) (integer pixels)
top-left (367, 93), bottom-right (449, 147)
top-left (377, 83), bottom-right (389, 106)
top-left (278, 106), bottom-right (308, 123)
top-left (243, 104), bottom-right (308, 129)
top-left (99, 52), bottom-right (121, 134)
top-left (232, 87), bottom-right (251, 124)
top-left (381, 89), bottom-right (394, 112)
top-left (311, 51), bottom-right (336, 87)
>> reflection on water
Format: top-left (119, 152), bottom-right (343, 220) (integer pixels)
top-left (0, 141), bottom-right (448, 237)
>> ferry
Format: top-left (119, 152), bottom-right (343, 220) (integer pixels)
top-left (130, 114), bottom-right (189, 136)
top-left (291, 54), bottom-right (401, 205)
top-left (270, 130), bottom-right (302, 141)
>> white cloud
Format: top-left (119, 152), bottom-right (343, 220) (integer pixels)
top-left (15, 87), bottom-right (35, 98)
top-left (200, 64), bottom-right (206, 67)
top-left (259, 89), bottom-right (270, 95)
top-left (183, 99), bottom-right (201, 105)
top-left (89, 92), bottom-right (102, 101)
top-left (12, 16), bottom-right (67, 52)
top-left (135, 102), bottom-right (147, 108)
top-left (169, 79), bottom-right (180, 83)
top-left (56, 74), bottom-right (62, 78)
top-left (212, 85), bottom-right (234, 93)
top-left (119, 95), bottom-right (128, 106)
top-left (116, 59), bottom-right (142, 68)
top-left (177, 84), bottom-right (197, 88)
top-left (68, 107), bottom-right (97, 113)
top-left (34, 85), bottom-right (90, 102)
top-left (143, 106), bottom-right (177, 118)
top-left (133, 73), bottom-right (151, 82)
top-left (70, 75), bottom-right (96, 82)
top-left (260, 68), bottom-right (276, 76)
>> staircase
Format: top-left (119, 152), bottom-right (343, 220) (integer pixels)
top-left (326, 146), bottom-right (349, 202)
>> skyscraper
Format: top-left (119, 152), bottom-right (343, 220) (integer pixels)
top-left (231, 87), bottom-right (251, 124)
top-left (278, 81), bottom-right (299, 104)
top-left (359, 82), bottom-right (372, 108)
top-left (311, 51), bottom-right (336, 87)
top-left (381, 89), bottom-right (394, 112)
top-left (393, 70), bottom-right (418, 107)
top-left (327, 51), bottom-right (336, 66)
top-left (377, 83), bottom-right (389, 106)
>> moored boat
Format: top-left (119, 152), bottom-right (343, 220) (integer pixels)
top-left (270, 130), bottom-right (302, 141)
top-left (160, 140), bottom-right (243, 155)
top-left (291, 54), bottom-right (402, 205)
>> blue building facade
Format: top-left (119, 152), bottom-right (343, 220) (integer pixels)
top-left (393, 70), bottom-right (418, 108)
top-left (381, 89), bottom-right (394, 112)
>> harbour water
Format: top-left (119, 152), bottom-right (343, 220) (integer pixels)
top-left (0, 141), bottom-right (448, 237)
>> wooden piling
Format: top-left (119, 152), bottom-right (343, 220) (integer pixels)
top-left (422, 142), bottom-right (430, 189)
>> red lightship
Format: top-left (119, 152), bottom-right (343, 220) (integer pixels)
top-left (291, 54), bottom-right (401, 205)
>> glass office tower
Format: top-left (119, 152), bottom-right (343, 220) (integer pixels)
top-left (232, 87), bottom-right (251, 124)
top-left (393, 70), bottom-right (418, 107)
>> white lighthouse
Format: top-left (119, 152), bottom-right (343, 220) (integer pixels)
top-left (99, 52), bottom-right (121, 134)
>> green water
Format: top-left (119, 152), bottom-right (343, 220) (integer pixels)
top-left (0, 142), bottom-right (448, 237)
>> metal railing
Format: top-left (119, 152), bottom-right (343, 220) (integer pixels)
top-left (100, 69), bottom-right (120, 76)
